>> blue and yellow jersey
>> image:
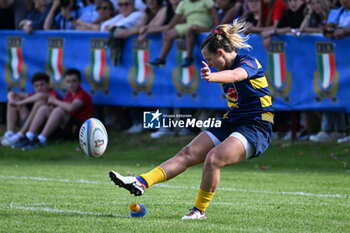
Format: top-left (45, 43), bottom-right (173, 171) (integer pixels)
top-left (222, 54), bottom-right (274, 123)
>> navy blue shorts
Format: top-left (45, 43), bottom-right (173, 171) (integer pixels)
top-left (206, 118), bottom-right (273, 159)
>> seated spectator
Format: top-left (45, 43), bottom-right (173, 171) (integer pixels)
top-left (111, 0), bottom-right (166, 39)
top-left (241, 0), bottom-right (262, 33)
top-left (44, 0), bottom-right (82, 30)
top-left (1, 72), bottom-right (62, 147)
top-left (147, 0), bottom-right (219, 68)
top-left (13, 69), bottom-right (94, 151)
top-left (262, 0), bottom-right (305, 47)
top-left (136, 0), bottom-right (181, 42)
top-left (100, 0), bottom-right (142, 32)
top-left (216, 0), bottom-right (244, 24)
top-left (323, 0), bottom-right (350, 40)
top-left (19, 0), bottom-right (51, 34)
top-left (74, 0), bottom-right (115, 30)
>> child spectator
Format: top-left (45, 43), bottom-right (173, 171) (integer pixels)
top-left (147, 0), bottom-right (219, 68)
top-left (298, 0), bottom-right (331, 33)
top-left (44, 0), bottom-right (82, 30)
top-left (13, 69), bottom-right (94, 151)
top-left (19, 0), bottom-right (51, 34)
top-left (1, 72), bottom-right (62, 147)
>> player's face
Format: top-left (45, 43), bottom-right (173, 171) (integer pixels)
top-left (33, 80), bottom-right (50, 93)
top-left (201, 47), bottom-right (226, 71)
top-left (66, 74), bottom-right (80, 93)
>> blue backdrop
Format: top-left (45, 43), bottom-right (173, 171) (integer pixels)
top-left (0, 31), bottom-right (349, 112)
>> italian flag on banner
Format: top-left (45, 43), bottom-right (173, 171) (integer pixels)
top-left (268, 53), bottom-right (286, 89)
top-left (47, 48), bottom-right (63, 82)
top-left (317, 53), bottom-right (335, 89)
top-left (177, 51), bottom-right (193, 86)
top-left (89, 49), bottom-right (106, 83)
top-left (133, 50), bottom-right (149, 84)
top-left (7, 47), bottom-right (23, 81)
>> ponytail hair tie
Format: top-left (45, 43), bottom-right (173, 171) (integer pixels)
top-left (215, 29), bottom-right (220, 34)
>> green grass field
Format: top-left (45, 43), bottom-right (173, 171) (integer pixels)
top-left (1, 129), bottom-right (350, 233)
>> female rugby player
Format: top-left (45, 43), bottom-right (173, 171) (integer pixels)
top-left (109, 19), bottom-right (274, 220)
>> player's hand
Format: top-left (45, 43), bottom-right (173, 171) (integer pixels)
top-left (201, 61), bottom-right (211, 81)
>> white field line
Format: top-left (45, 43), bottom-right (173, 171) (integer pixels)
top-left (0, 175), bottom-right (348, 199)
top-left (0, 203), bottom-right (128, 218)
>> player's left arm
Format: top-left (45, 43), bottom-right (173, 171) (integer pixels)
top-left (201, 61), bottom-right (249, 83)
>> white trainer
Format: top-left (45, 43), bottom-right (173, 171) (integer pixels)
top-left (309, 131), bottom-right (332, 142)
top-left (181, 208), bottom-right (206, 220)
top-left (109, 170), bottom-right (145, 196)
top-left (338, 135), bottom-right (350, 144)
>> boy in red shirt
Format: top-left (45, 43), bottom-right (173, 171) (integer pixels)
top-left (1, 72), bottom-right (62, 146)
top-left (14, 68), bottom-right (94, 151)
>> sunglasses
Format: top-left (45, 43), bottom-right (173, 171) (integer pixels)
top-left (96, 6), bottom-right (111, 10)
top-left (118, 2), bottom-right (130, 7)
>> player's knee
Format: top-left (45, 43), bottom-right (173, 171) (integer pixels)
top-left (205, 149), bottom-right (223, 168)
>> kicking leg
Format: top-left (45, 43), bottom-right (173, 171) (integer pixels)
top-left (109, 132), bottom-right (215, 196)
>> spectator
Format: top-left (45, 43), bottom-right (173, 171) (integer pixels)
top-left (298, 0), bottom-right (331, 34)
top-left (44, 0), bottom-right (82, 30)
top-left (261, 0), bottom-right (286, 28)
top-left (100, 0), bottom-right (142, 32)
top-left (78, 0), bottom-right (99, 23)
top-left (309, 112), bottom-right (346, 142)
top-left (19, 0), bottom-right (51, 34)
top-left (323, 0), bottom-right (350, 40)
top-left (112, 0), bottom-right (166, 39)
top-left (136, 0), bottom-right (181, 42)
top-left (1, 72), bottom-right (62, 147)
top-left (147, 0), bottom-right (220, 68)
top-left (0, 0), bottom-right (34, 29)
top-left (261, 0), bottom-right (305, 47)
top-left (216, 0), bottom-right (244, 24)
top-left (241, 0), bottom-right (262, 33)
top-left (74, 0), bottom-right (115, 30)
top-left (13, 69), bottom-right (94, 151)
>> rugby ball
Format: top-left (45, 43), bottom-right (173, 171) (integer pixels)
top-left (79, 118), bottom-right (108, 158)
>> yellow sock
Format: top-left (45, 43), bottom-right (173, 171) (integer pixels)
top-left (140, 166), bottom-right (166, 188)
top-left (194, 188), bottom-right (215, 212)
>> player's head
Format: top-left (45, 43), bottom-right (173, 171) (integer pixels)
top-left (64, 68), bottom-right (81, 93)
top-left (201, 20), bottom-right (251, 70)
top-left (31, 72), bottom-right (50, 93)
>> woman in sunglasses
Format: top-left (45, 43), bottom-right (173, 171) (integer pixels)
top-left (74, 0), bottom-right (116, 31)
top-left (110, 0), bottom-right (166, 39)
top-left (100, 0), bottom-right (142, 31)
